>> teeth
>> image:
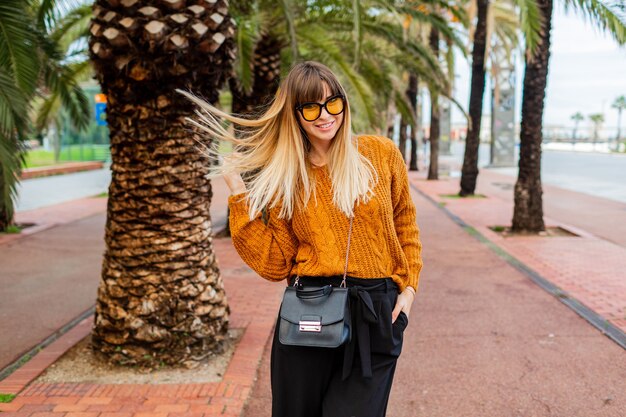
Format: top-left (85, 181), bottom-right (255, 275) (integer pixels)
top-left (317, 122), bottom-right (333, 128)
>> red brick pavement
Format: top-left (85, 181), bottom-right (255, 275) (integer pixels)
top-left (0, 236), bottom-right (285, 416)
top-left (0, 198), bottom-right (108, 246)
top-left (408, 171), bottom-right (626, 334)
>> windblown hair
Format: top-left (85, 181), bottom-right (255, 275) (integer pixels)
top-left (177, 60), bottom-right (378, 220)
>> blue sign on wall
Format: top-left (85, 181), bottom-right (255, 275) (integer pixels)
top-left (95, 102), bottom-right (107, 126)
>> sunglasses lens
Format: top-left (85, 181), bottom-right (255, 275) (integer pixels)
top-left (302, 104), bottom-right (321, 121)
top-left (326, 96), bottom-right (344, 115)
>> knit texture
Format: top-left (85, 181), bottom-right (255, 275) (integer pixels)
top-left (227, 134), bottom-right (422, 293)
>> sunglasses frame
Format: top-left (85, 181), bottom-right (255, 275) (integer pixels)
top-left (295, 94), bottom-right (346, 122)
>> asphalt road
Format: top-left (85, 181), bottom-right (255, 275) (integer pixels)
top-left (446, 141), bottom-right (626, 204)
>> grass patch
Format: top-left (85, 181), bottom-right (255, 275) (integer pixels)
top-left (95, 192), bottom-right (108, 198)
top-left (23, 149), bottom-right (56, 168)
top-left (440, 193), bottom-right (487, 199)
top-left (0, 393), bottom-right (16, 403)
top-left (23, 145), bottom-right (110, 168)
top-left (1, 224), bottom-right (23, 234)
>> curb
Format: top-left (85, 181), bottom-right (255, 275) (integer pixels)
top-left (0, 307), bottom-right (96, 394)
top-left (21, 162), bottom-right (105, 180)
top-left (408, 180), bottom-right (626, 350)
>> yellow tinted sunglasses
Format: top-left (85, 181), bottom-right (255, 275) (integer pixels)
top-left (295, 94), bottom-right (345, 122)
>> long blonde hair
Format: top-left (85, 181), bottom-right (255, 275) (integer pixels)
top-left (178, 60), bottom-right (378, 220)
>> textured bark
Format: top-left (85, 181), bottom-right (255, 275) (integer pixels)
top-left (398, 119), bottom-right (408, 162)
top-left (459, 0), bottom-right (489, 196)
top-left (512, 0), bottom-right (552, 232)
top-left (89, 0), bottom-right (236, 368)
top-left (0, 139), bottom-right (25, 231)
top-left (427, 27), bottom-right (440, 180)
top-left (407, 72), bottom-right (419, 171)
top-left (0, 168), bottom-right (10, 231)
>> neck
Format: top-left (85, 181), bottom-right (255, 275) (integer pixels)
top-left (308, 140), bottom-right (331, 165)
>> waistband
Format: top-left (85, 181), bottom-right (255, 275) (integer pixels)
top-left (288, 275), bottom-right (398, 292)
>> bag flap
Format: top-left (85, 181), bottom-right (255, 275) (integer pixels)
top-left (279, 287), bottom-right (348, 326)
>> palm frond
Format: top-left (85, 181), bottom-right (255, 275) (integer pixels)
top-left (0, 71), bottom-right (29, 137)
top-left (0, 0), bottom-right (40, 94)
top-left (42, 61), bottom-right (90, 131)
top-left (278, 0), bottom-right (299, 60)
top-left (352, 0), bottom-right (363, 70)
top-left (49, 3), bottom-right (91, 53)
top-left (564, 0), bottom-right (626, 45)
top-left (512, 0), bottom-right (543, 54)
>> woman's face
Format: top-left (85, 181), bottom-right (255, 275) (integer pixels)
top-left (296, 83), bottom-right (344, 147)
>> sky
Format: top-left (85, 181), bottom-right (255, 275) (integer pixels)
top-left (450, 4), bottom-right (626, 134)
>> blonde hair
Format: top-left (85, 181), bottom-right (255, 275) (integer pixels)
top-left (178, 60), bottom-right (378, 220)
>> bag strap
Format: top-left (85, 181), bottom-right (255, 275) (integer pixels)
top-left (293, 136), bottom-right (359, 289)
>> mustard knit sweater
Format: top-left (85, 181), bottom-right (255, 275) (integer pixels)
top-left (227, 134), bottom-right (422, 293)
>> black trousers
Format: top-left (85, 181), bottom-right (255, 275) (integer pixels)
top-left (270, 276), bottom-right (409, 417)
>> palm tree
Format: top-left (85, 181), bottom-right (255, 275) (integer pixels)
top-left (89, 0), bottom-right (236, 368)
top-left (427, 25), bottom-right (441, 180)
top-left (0, 0), bottom-right (89, 232)
top-left (459, 0), bottom-right (541, 195)
top-left (611, 95), bottom-right (625, 147)
top-left (588, 113), bottom-right (604, 143)
top-left (570, 111), bottom-right (584, 143)
top-left (512, 0), bottom-right (625, 232)
top-left (459, 0), bottom-right (490, 195)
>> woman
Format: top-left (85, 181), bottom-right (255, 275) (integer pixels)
top-left (180, 60), bottom-right (422, 417)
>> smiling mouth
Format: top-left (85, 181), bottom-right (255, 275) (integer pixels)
top-left (316, 121), bottom-right (334, 129)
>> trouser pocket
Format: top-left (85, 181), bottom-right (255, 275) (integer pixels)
top-left (369, 288), bottom-right (406, 357)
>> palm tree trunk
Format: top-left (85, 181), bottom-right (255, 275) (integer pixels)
top-left (459, 0), bottom-right (489, 196)
top-left (230, 31), bottom-right (283, 114)
top-left (428, 27), bottom-right (440, 180)
top-left (407, 72), bottom-right (419, 171)
top-left (399, 119), bottom-right (408, 161)
top-left (89, 0), bottom-right (236, 368)
top-left (0, 165), bottom-right (10, 231)
top-left (512, 0), bottom-right (552, 232)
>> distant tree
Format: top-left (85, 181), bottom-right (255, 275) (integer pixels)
top-left (588, 113), bottom-right (605, 143)
top-left (570, 112), bottom-right (584, 142)
top-left (611, 95), bottom-right (625, 144)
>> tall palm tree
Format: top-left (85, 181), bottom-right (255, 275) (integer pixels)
top-left (459, 0), bottom-right (541, 195)
top-left (611, 95), bottom-right (625, 146)
top-left (427, 25), bottom-right (441, 180)
top-left (459, 0), bottom-right (490, 195)
top-left (570, 111), bottom-right (584, 143)
top-left (512, 0), bottom-right (624, 232)
top-left (89, 0), bottom-right (236, 368)
top-left (0, 0), bottom-right (89, 232)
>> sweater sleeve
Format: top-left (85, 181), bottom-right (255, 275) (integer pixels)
top-left (389, 144), bottom-right (423, 294)
top-left (228, 192), bottom-right (299, 282)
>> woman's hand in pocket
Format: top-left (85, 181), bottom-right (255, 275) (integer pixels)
top-left (391, 287), bottom-right (415, 324)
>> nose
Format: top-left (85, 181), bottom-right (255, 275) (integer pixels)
top-left (317, 106), bottom-right (332, 121)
